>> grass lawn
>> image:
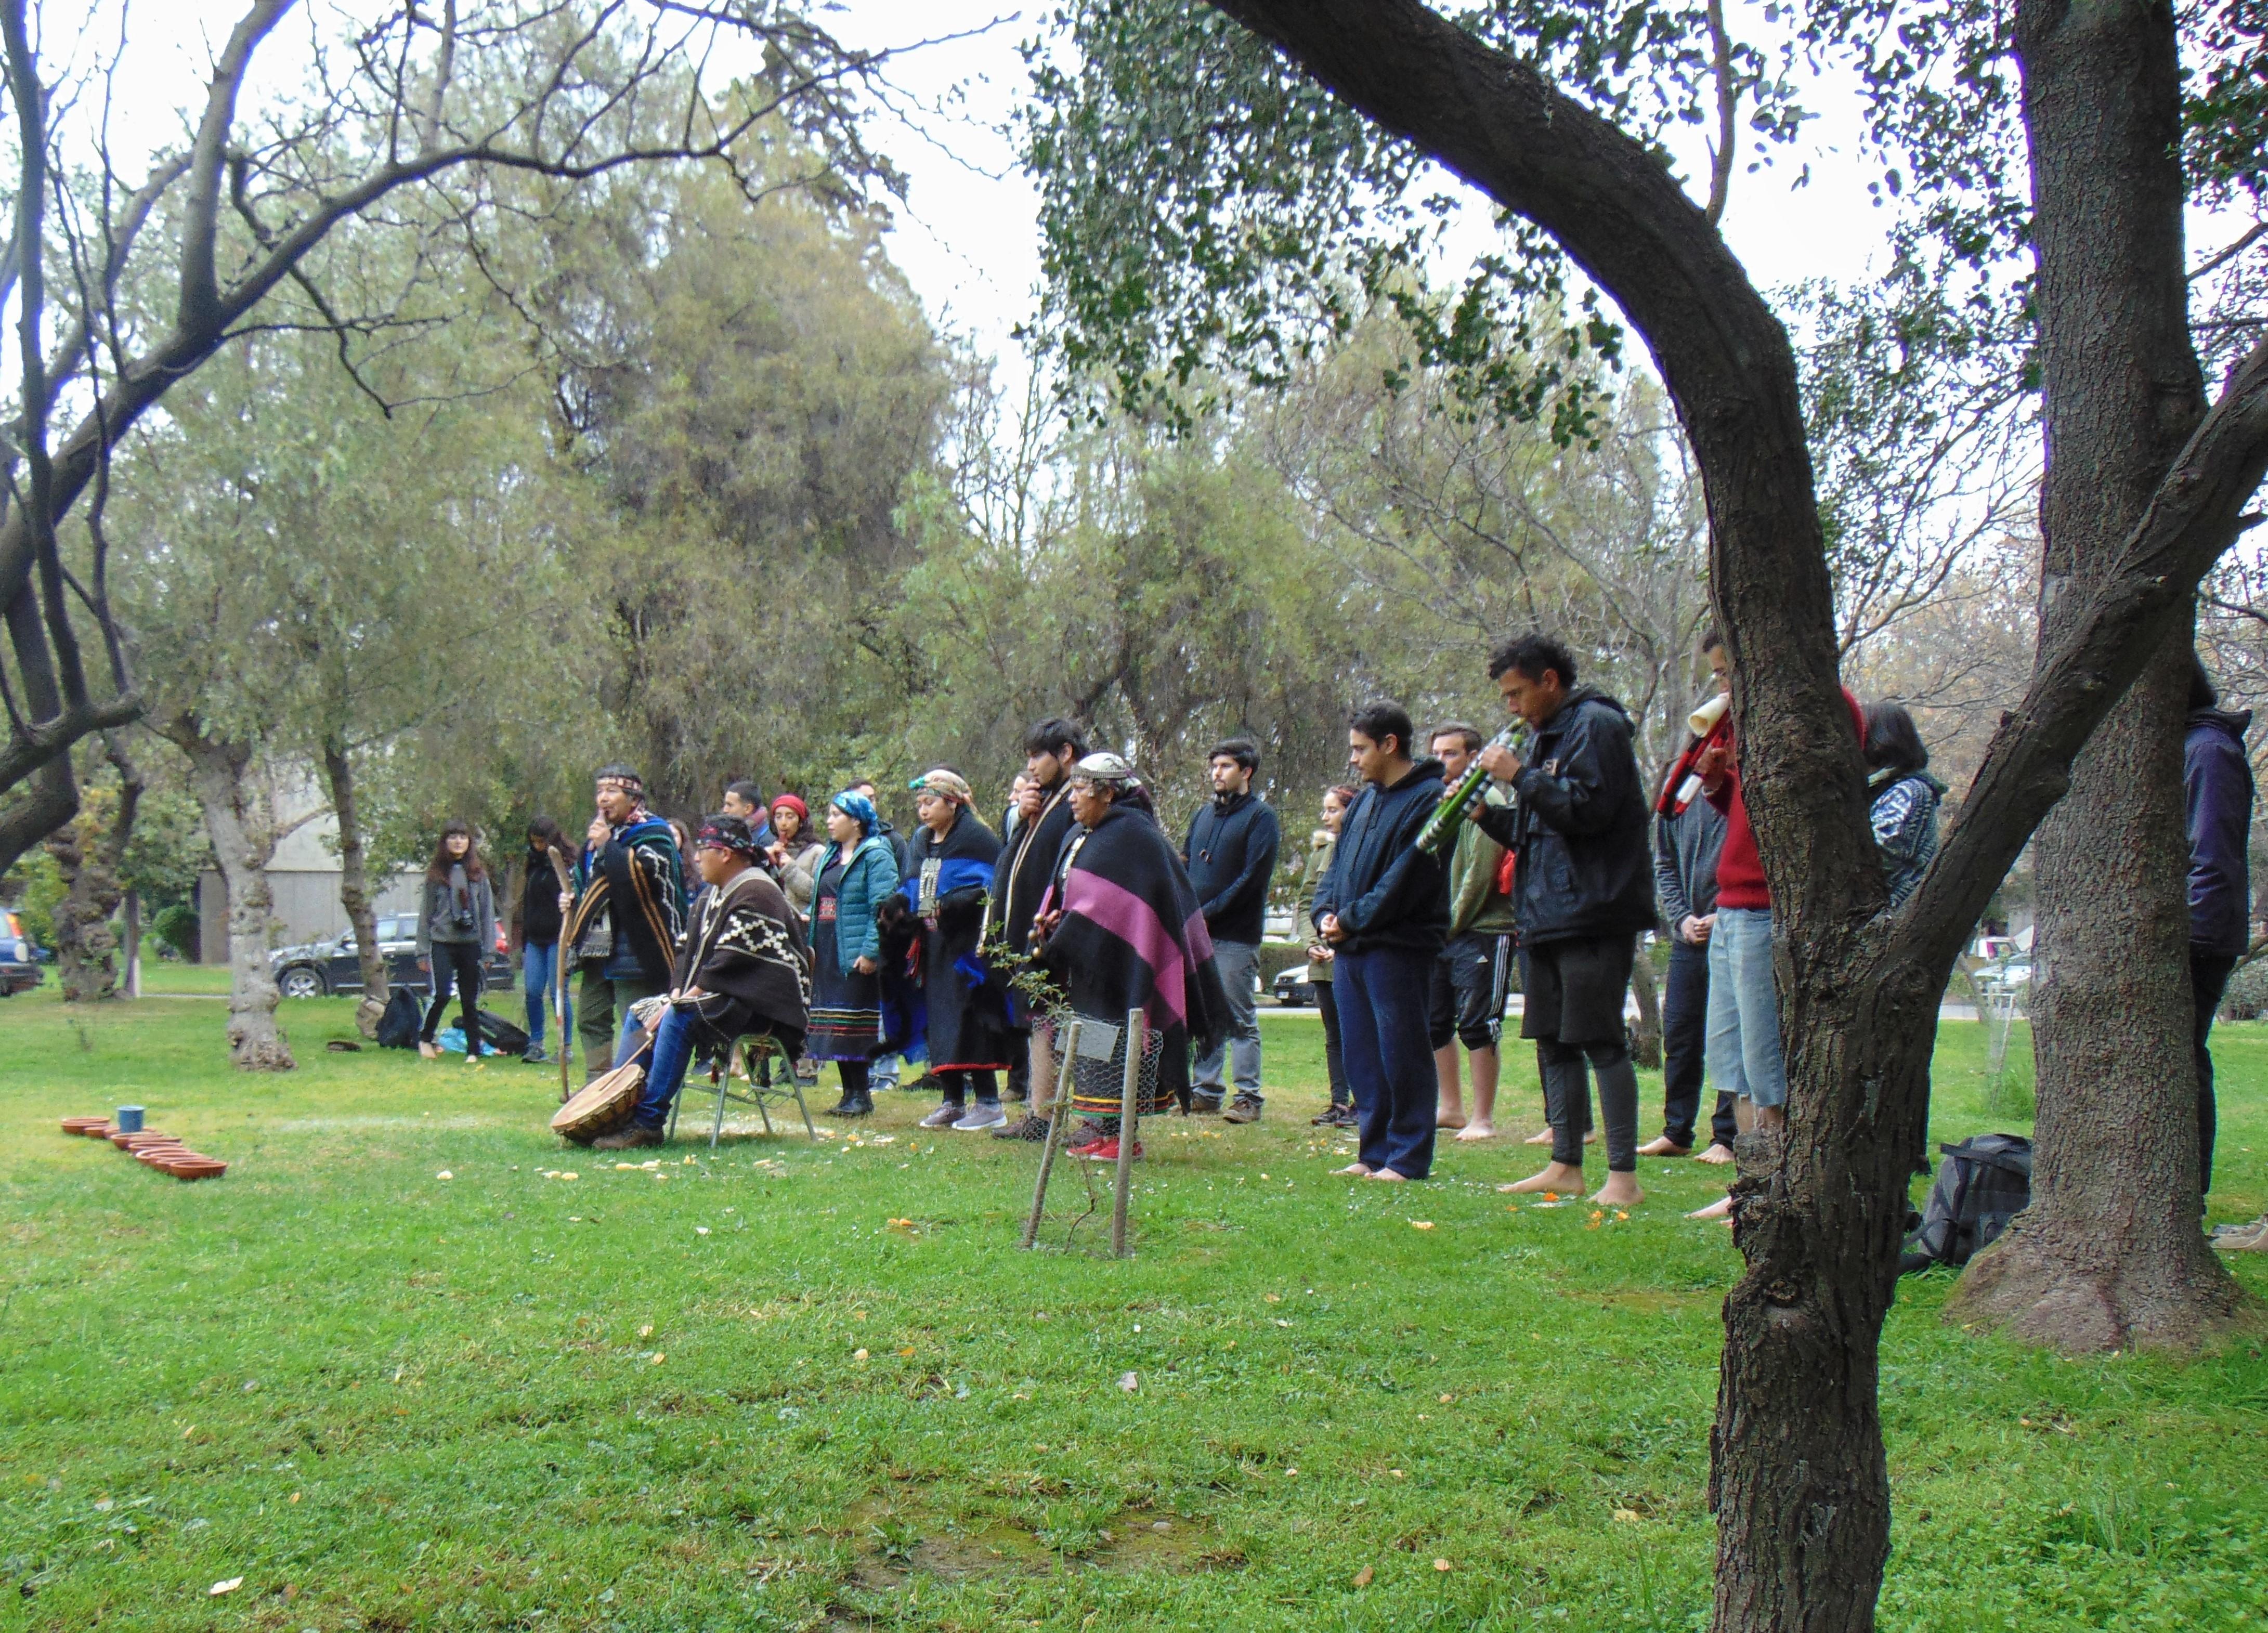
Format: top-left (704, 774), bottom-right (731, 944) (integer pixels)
top-left (3, 990), bottom-right (2264, 1631)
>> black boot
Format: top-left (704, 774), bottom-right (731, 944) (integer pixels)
top-left (837, 1089), bottom-right (874, 1119)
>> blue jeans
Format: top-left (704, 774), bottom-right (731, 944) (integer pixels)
top-left (1705, 908), bottom-right (1787, 1109)
top-left (1336, 946), bottom-right (1439, 1179)
top-left (523, 940), bottom-right (570, 1055)
top-left (631, 1003), bottom-right (698, 1130)
top-left (1192, 939), bottom-right (1263, 1103)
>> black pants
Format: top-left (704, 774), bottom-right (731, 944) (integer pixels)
top-left (420, 942), bottom-right (486, 1052)
top-left (1661, 936), bottom-right (1738, 1149)
top-left (1317, 979), bottom-right (1352, 1109)
top-left (1522, 935), bottom-right (1639, 1174)
top-left (2192, 950), bottom-right (2235, 1194)
top-left (937, 1068), bottom-right (999, 1106)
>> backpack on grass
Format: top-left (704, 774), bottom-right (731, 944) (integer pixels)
top-left (476, 1008), bottom-right (531, 1057)
top-left (374, 987), bottom-right (422, 1050)
top-left (1900, 1133), bottom-right (2032, 1274)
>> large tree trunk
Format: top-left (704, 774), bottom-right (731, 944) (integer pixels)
top-left (321, 733), bottom-right (389, 1037)
top-left (173, 722), bottom-right (294, 1070)
top-left (1948, 0), bottom-right (2246, 1352)
top-left (42, 736), bottom-right (143, 1001)
top-left (1627, 940), bottom-right (1663, 1069)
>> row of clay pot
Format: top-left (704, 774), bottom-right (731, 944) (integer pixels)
top-left (60, 1117), bottom-right (227, 1180)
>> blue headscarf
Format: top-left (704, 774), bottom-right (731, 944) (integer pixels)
top-left (829, 789), bottom-right (877, 834)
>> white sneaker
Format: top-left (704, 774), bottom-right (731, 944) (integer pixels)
top-left (952, 1101), bottom-right (1007, 1132)
top-left (918, 1104), bottom-right (964, 1129)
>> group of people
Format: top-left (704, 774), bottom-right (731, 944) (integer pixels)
top-left (397, 622), bottom-right (2249, 1210)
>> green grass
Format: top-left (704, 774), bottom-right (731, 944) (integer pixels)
top-left (2, 991), bottom-right (2264, 1631)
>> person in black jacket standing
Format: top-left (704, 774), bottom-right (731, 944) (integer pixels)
top-left (1314, 701), bottom-right (1449, 1181)
top-left (1472, 633), bottom-right (1656, 1207)
top-left (989, 717), bottom-right (1090, 1142)
top-left (1182, 738), bottom-right (1281, 1121)
top-left (518, 818), bottom-right (573, 1066)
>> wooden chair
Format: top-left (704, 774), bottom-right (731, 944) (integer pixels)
top-left (668, 1034), bottom-right (817, 1148)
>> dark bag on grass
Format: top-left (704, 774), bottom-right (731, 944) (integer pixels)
top-left (1900, 1133), bottom-right (2032, 1274)
top-left (476, 1008), bottom-right (530, 1057)
top-left (375, 987), bottom-right (423, 1050)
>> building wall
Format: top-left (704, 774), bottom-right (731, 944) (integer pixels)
top-left (197, 868), bottom-right (424, 964)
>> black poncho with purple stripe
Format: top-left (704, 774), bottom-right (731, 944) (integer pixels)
top-left (1037, 805), bottom-right (1231, 1112)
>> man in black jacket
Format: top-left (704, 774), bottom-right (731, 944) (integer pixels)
top-left (1182, 738), bottom-right (1281, 1121)
top-left (1473, 633), bottom-right (1654, 1207)
top-left (1314, 701), bottom-right (1449, 1181)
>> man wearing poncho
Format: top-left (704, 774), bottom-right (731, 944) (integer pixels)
top-left (564, 764), bottom-right (688, 1083)
top-left (1032, 754), bottom-right (1231, 1164)
top-left (592, 814), bottom-right (811, 1149)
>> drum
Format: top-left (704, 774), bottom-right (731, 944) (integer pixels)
top-left (551, 1057), bottom-right (647, 1145)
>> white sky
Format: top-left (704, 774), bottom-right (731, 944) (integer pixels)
top-left (72, 1), bottom-right (1905, 412)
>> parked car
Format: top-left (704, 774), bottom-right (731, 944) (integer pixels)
top-left (270, 914), bottom-right (511, 999)
top-left (1, 908), bottom-right (43, 996)
top-left (1974, 955), bottom-right (2032, 1000)
top-left (1272, 962), bottom-right (1317, 1007)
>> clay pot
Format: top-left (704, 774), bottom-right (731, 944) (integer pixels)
top-left (135, 1146), bottom-right (190, 1165)
top-left (167, 1159), bottom-right (227, 1181)
top-left (61, 1117), bottom-right (108, 1135)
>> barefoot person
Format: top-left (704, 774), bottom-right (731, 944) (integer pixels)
top-left (1312, 702), bottom-right (1450, 1182)
top-left (590, 814), bottom-right (811, 1149)
top-left (1425, 724), bottom-right (1517, 1141)
top-left (416, 821), bottom-right (496, 1061)
top-left (1469, 635), bottom-right (1654, 1209)
top-left (1643, 631), bottom-right (1737, 1165)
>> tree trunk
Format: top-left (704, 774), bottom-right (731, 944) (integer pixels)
top-left (43, 737), bottom-right (142, 1001)
top-left (1627, 938), bottom-right (1663, 1069)
top-left (175, 723), bottom-right (294, 1070)
top-left (321, 733), bottom-right (389, 1037)
top-left (123, 886), bottom-right (141, 997)
top-left (1949, 0), bottom-right (2246, 1352)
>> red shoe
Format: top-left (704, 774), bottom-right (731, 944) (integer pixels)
top-left (1067, 1134), bottom-right (1110, 1157)
top-left (1084, 1137), bottom-right (1142, 1162)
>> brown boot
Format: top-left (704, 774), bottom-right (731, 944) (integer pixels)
top-left (591, 1123), bottom-right (664, 1151)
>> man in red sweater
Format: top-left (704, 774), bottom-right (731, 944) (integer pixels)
top-left (1688, 672), bottom-right (1866, 1219)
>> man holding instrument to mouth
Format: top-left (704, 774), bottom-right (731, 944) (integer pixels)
top-left (1470, 633), bottom-right (1656, 1208)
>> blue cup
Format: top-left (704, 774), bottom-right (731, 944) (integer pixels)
top-left (114, 1105), bottom-right (144, 1133)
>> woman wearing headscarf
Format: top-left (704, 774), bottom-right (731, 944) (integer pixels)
top-left (766, 794), bottom-right (825, 917)
top-left (1030, 753), bottom-right (1231, 1164)
top-left (898, 768), bottom-right (1015, 1131)
top-left (806, 790), bottom-right (900, 1119)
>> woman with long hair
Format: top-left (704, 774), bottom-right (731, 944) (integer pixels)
top-left (418, 820), bottom-right (497, 1060)
top-left (1861, 701), bottom-right (1945, 907)
top-left (767, 795), bottom-right (826, 917)
top-left (518, 817), bottom-right (572, 1065)
top-left (1307, 783), bottom-right (1360, 1127)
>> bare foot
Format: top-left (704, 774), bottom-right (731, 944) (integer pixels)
top-left (1436, 1113), bottom-right (1468, 1131)
top-left (1523, 1128), bottom-right (1555, 1146)
top-left (1583, 1130), bottom-right (1599, 1145)
top-left (1454, 1122), bottom-right (1497, 1142)
top-left (1687, 1194), bottom-right (1734, 1221)
top-left (1333, 1162), bottom-right (1374, 1178)
top-left (418, 1040), bottom-right (440, 1060)
top-left (1508, 1161), bottom-right (1587, 1194)
top-left (1365, 1168), bottom-right (1410, 1182)
top-left (1693, 1142), bottom-right (1736, 1166)
top-left (1591, 1173), bottom-right (1644, 1207)
top-left (1755, 1104), bottom-right (1787, 1134)
top-left (1637, 1135), bottom-right (1690, 1157)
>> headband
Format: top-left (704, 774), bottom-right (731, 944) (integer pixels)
top-left (697, 813), bottom-right (764, 859)
top-left (908, 768), bottom-right (974, 804)
top-left (830, 790), bottom-right (878, 833)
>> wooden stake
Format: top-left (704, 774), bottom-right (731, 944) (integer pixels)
top-left (1022, 1018), bottom-right (1079, 1249)
top-left (1111, 1007), bottom-right (1145, 1258)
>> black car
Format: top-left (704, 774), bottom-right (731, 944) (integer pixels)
top-left (270, 914), bottom-right (512, 999)
top-left (1271, 962), bottom-right (1318, 1007)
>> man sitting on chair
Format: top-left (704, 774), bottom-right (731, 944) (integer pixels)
top-left (592, 815), bottom-right (812, 1150)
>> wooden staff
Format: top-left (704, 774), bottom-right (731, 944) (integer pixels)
top-left (1022, 1018), bottom-right (1081, 1250)
top-left (1111, 1007), bottom-right (1146, 1258)
top-left (546, 845), bottom-right (576, 1104)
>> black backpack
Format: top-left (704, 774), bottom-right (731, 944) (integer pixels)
top-left (374, 986), bottom-right (423, 1049)
top-left (476, 1008), bottom-right (531, 1057)
top-left (1900, 1133), bottom-right (2032, 1274)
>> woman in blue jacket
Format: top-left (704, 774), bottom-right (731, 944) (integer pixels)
top-left (806, 790), bottom-right (900, 1118)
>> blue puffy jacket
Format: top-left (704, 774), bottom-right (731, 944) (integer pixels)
top-left (816, 834), bottom-right (900, 975)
